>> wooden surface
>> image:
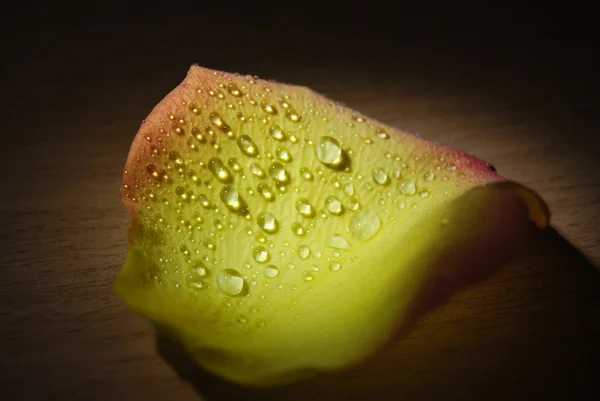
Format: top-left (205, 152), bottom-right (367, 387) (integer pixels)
top-left (2, 12), bottom-right (599, 401)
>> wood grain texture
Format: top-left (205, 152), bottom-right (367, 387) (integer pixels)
top-left (1, 12), bottom-right (599, 401)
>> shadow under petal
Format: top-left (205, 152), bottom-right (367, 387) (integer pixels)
top-left (156, 226), bottom-right (600, 401)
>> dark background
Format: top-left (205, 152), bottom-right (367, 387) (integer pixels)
top-left (1, 4), bottom-right (599, 401)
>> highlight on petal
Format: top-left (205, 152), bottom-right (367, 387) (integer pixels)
top-left (115, 65), bottom-right (550, 386)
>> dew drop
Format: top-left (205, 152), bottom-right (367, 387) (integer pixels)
top-left (315, 136), bottom-right (343, 168)
top-left (298, 245), bottom-right (311, 260)
top-left (264, 265), bottom-right (280, 278)
top-left (326, 234), bottom-right (350, 250)
top-left (204, 238), bottom-right (216, 250)
top-left (376, 128), bottom-right (390, 139)
top-left (198, 194), bottom-right (212, 209)
top-left (217, 269), bottom-right (245, 296)
top-left (228, 157), bottom-right (242, 173)
top-left (253, 246), bottom-right (271, 263)
top-left (227, 82), bottom-right (243, 97)
top-left (237, 135), bottom-right (259, 156)
top-left (269, 125), bottom-right (286, 141)
top-left (325, 195), bottom-right (344, 215)
top-left (419, 189), bottom-right (430, 198)
top-left (209, 112), bottom-right (223, 128)
top-left (343, 183), bottom-right (355, 196)
top-left (291, 222), bottom-right (306, 237)
top-left (349, 209), bottom-right (382, 241)
top-left (250, 163), bottom-right (266, 178)
top-left (372, 168), bottom-right (390, 185)
top-left (220, 185), bottom-right (249, 215)
top-left (276, 148), bottom-right (292, 162)
top-left (261, 100), bottom-right (277, 115)
top-left (257, 183), bottom-right (275, 201)
top-left (268, 162), bottom-right (290, 184)
top-left (424, 171), bottom-right (435, 181)
top-left (285, 109), bottom-right (301, 122)
top-left (398, 179), bottom-right (416, 195)
top-left (296, 198), bottom-right (315, 218)
top-left (303, 271), bottom-right (314, 281)
top-left (329, 263), bottom-right (342, 272)
top-left (257, 212), bottom-right (279, 234)
top-left (300, 167), bottom-right (314, 181)
top-left (208, 157), bottom-right (232, 183)
top-left (346, 198), bottom-right (361, 211)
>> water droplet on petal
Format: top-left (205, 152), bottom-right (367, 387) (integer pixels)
top-left (264, 265), bottom-right (280, 278)
top-left (302, 271), bottom-right (314, 281)
top-left (300, 167), bottom-right (314, 181)
top-left (291, 222), bottom-right (306, 237)
top-left (257, 212), bottom-right (279, 234)
top-left (326, 234), bottom-right (350, 249)
top-left (329, 263), bottom-right (342, 272)
top-left (253, 246), bottom-right (270, 263)
top-left (227, 82), bottom-right (243, 97)
top-left (250, 163), bottom-right (265, 178)
top-left (372, 168), bottom-right (390, 185)
top-left (276, 148), bottom-right (292, 162)
top-left (349, 209), bottom-right (382, 241)
top-left (228, 157), bottom-right (242, 173)
top-left (208, 157), bottom-right (232, 183)
top-left (424, 171), bottom-right (435, 181)
top-left (315, 136), bottom-right (344, 168)
top-left (298, 245), bottom-right (311, 260)
top-left (325, 195), bottom-right (344, 215)
top-left (257, 183), bottom-right (275, 201)
top-left (237, 135), bottom-right (259, 156)
top-left (296, 198), bottom-right (315, 218)
top-left (261, 100), bottom-right (277, 115)
top-left (398, 178), bottom-right (416, 195)
top-left (343, 183), bottom-right (355, 196)
top-left (209, 112), bottom-right (223, 128)
top-left (268, 162), bottom-right (290, 185)
top-left (376, 128), bottom-right (390, 139)
top-left (217, 269), bottom-right (245, 296)
top-left (220, 185), bottom-right (249, 215)
top-left (269, 125), bottom-right (286, 141)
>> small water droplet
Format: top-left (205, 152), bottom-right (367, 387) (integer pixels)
top-left (217, 269), bottom-right (245, 296)
top-left (300, 167), bottom-right (314, 181)
top-left (424, 171), bottom-right (435, 181)
top-left (376, 128), bottom-right (390, 139)
top-left (237, 135), bottom-right (259, 156)
top-left (209, 112), bottom-right (223, 128)
top-left (302, 271), bottom-right (314, 281)
top-left (330, 263), bottom-right (342, 272)
top-left (220, 185), bottom-right (249, 215)
top-left (227, 82), bottom-right (243, 97)
top-left (326, 234), bottom-right (350, 249)
top-left (325, 195), bottom-right (344, 215)
top-left (296, 198), bottom-right (315, 218)
top-left (446, 162), bottom-right (457, 171)
top-left (198, 194), bottom-right (212, 209)
top-left (291, 222), bottom-right (306, 237)
top-left (315, 136), bottom-right (344, 168)
top-left (250, 163), bottom-right (266, 178)
top-left (208, 157), bottom-right (232, 183)
top-left (372, 168), bottom-right (390, 185)
top-left (228, 157), bottom-right (242, 173)
top-left (268, 162), bottom-right (290, 184)
top-left (257, 183), bottom-right (275, 201)
top-left (204, 238), bottom-right (216, 250)
top-left (261, 100), bottom-right (277, 115)
top-left (264, 264), bottom-right (280, 278)
top-left (343, 183), bottom-right (355, 196)
top-left (298, 245), bottom-right (311, 260)
top-left (257, 212), bottom-right (279, 234)
top-left (276, 148), bottom-right (292, 162)
top-left (253, 246), bottom-right (271, 263)
top-left (346, 198), bottom-right (361, 211)
top-left (419, 189), bottom-right (430, 198)
top-left (398, 179), bottom-right (417, 195)
top-left (285, 109), bottom-right (301, 122)
top-left (349, 209), bottom-right (382, 241)
top-left (269, 125), bottom-right (286, 141)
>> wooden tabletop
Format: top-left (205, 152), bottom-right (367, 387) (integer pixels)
top-left (2, 12), bottom-right (599, 401)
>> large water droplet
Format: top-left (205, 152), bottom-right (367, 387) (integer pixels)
top-left (220, 185), bottom-right (249, 215)
top-left (315, 136), bottom-right (343, 168)
top-left (398, 179), bottom-right (416, 195)
top-left (250, 163), bottom-right (266, 178)
top-left (208, 157), bottom-right (232, 183)
top-left (298, 245), bottom-right (311, 260)
top-left (325, 195), bottom-right (344, 215)
top-left (264, 264), bottom-right (280, 278)
top-left (276, 148), bottom-right (292, 162)
top-left (372, 168), bottom-right (390, 185)
top-left (269, 125), bottom-right (286, 141)
top-left (326, 234), bottom-right (350, 249)
top-left (296, 198), bottom-right (315, 218)
top-left (253, 246), bottom-right (271, 263)
top-left (257, 212), bottom-right (279, 234)
top-left (237, 135), bottom-right (259, 156)
top-left (268, 162), bottom-right (290, 184)
top-left (257, 183), bottom-right (275, 201)
top-left (291, 222), bottom-right (306, 237)
top-left (349, 209), bottom-right (382, 241)
top-left (217, 269), bottom-right (245, 296)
